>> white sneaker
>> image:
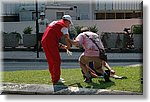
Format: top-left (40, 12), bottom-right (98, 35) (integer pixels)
top-left (58, 78), bottom-right (66, 83)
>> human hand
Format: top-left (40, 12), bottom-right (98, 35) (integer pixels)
top-left (66, 49), bottom-right (72, 56)
top-left (63, 45), bottom-right (72, 56)
top-left (110, 69), bottom-right (115, 74)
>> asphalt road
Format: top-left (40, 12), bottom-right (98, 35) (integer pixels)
top-left (2, 51), bottom-right (143, 71)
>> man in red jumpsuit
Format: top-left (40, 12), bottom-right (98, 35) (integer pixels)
top-left (41, 15), bottom-right (73, 84)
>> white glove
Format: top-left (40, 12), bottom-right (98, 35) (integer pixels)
top-left (66, 49), bottom-right (72, 56)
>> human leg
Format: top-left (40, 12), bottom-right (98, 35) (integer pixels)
top-left (38, 33), bottom-right (44, 51)
top-left (42, 41), bottom-right (61, 84)
top-left (85, 57), bottom-right (111, 82)
top-left (102, 61), bottom-right (115, 77)
top-left (79, 54), bottom-right (92, 83)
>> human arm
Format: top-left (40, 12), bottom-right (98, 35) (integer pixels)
top-left (61, 27), bottom-right (71, 49)
top-left (102, 60), bottom-right (115, 74)
top-left (59, 42), bottom-right (72, 56)
top-left (69, 39), bottom-right (80, 47)
top-left (46, 19), bottom-right (49, 27)
top-left (69, 33), bottom-right (83, 47)
top-left (64, 34), bottom-right (71, 49)
top-left (59, 43), bottom-right (67, 49)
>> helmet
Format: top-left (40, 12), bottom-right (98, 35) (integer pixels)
top-left (62, 15), bottom-right (73, 25)
top-left (40, 12), bottom-right (45, 16)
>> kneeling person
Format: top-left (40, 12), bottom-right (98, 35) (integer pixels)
top-left (70, 27), bottom-right (111, 83)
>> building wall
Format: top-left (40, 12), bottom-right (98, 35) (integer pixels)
top-left (45, 8), bottom-right (75, 21)
top-left (95, 0), bottom-right (142, 11)
top-left (19, 11), bottom-right (33, 21)
top-left (2, 19), bottom-right (142, 34)
top-left (74, 19), bottom-right (142, 34)
top-left (2, 0), bottom-right (142, 21)
top-left (46, 0), bottom-right (92, 20)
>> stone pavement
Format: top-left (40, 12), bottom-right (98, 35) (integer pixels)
top-left (1, 82), bottom-right (142, 95)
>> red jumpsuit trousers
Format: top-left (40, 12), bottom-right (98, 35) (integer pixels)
top-left (41, 20), bottom-right (66, 84)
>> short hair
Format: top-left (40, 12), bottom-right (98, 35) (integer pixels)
top-left (80, 27), bottom-right (89, 33)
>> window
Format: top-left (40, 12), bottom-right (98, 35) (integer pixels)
top-left (32, 12), bottom-right (40, 21)
top-left (96, 13), bottom-right (105, 20)
top-left (106, 13), bottom-right (115, 19)
top-left (56, 12), bottom-right (64, 20)
top-left (80, 13), bottom-right (89, 20)
top-left (116, 13), bottom-right (125, 19)
top-left (125, 13), bottom-right (133, 19)
top-left (133, 12), bottom-right (142, 18)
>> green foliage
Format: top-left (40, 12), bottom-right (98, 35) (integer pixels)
top-left (74, 26), bottom-right (83, 34)
top-left (73, 25), bottom-right (99, 37)
top-left (2, 31), bottom-right (22, 42)
top-left (132, 25), bottom-right (143, 34)
top-left (2, 32), bottom-right (8, 38)
top-left (88, 25), bottom-right (98, 33)
top-left (23, 26), bottom-right (33, 34)
top-left (2, 32), bottom-right (8, 34)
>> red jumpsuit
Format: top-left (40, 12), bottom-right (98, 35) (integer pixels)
top-left (41, 20), bottom-right (68, 84)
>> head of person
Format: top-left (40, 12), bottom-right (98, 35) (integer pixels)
top-left (40, 12), bottom-right (45, 20)
top-left (62, 15), bottom-right (73, 27)
top-left (80, 27), bottom-right (90, 33)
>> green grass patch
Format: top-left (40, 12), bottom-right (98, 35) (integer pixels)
top-left (1, 66), bottom-right (143, 92)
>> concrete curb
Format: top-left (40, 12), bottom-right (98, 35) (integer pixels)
top-left (3, 47), bottom-right (143, 53)
top-left (3, 58), bottom-right (143, 63)
top-left (1, 83), bottom-right (142, 95)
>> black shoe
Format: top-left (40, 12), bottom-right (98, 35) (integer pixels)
top-left (84, 77), bottom-right (92, 83)
top-left (104, 73), bottom-right (111, 82)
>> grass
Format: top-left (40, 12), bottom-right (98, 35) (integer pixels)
top-left (1, 66), bottom-right (143, 93)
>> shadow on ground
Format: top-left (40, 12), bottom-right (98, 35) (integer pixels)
top-left (53, 83), bottom-right (68, 92)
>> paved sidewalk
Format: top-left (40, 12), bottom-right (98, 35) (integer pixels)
top-left (1, 82), bottom-right (142, 95)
